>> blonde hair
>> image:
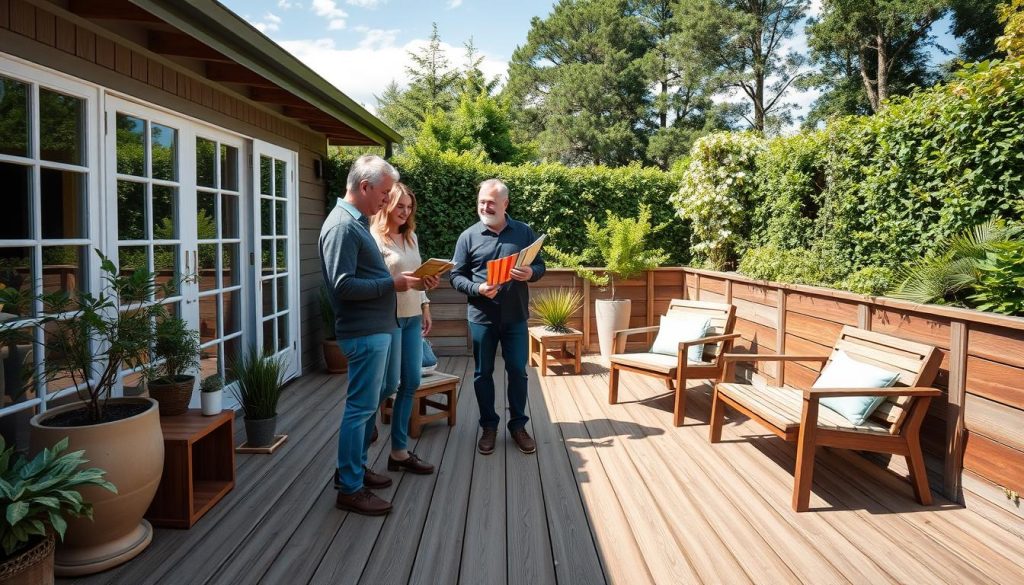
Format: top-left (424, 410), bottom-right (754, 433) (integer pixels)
top-left (372, 182), bottom-right (418, 246)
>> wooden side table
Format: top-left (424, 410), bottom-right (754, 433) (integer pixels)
top-left (529, 326), bottom-right (583, 376)
top-left (146, 410), bottom-right (235, 529)
top-left (381, 372), bottom-right (459, 438)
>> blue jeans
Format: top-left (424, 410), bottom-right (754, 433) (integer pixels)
top-left (384, 316), bottom-right (423, 452)
top-left (470, 320), bottom-right (529, 431)
top-left (336, 333), bottom-right (392, 494)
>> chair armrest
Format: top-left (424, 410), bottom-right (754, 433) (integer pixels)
top-left (678, 332), bottom-right (741, 351)
top-left (804, 386), bottom-right (942, 399)
top-left (720, 353), bottom-right (829, 364)
top-left (613, 326), bottom-right (660, 345)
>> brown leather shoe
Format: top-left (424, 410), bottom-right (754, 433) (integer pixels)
top-left (362, 466), bottom-right (393, 489)
top-left (388, 451), bottom-right (435, 474)
top-left (370, 424), bottom-right (379, 444)
top-left (478, 428), bottom-right (498, 455)
top-left (335, 488), bottom-right (392, 516)
top-left (511, 428), bottom-right (537, 454)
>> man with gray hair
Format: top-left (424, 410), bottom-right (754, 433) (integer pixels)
top-left (450, 178), bottom-right (546, 455)
top-left (320, 154), bottom-right (437, 515)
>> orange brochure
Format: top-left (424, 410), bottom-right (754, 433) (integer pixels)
top-left (486, 253), bottom-right (518, 286)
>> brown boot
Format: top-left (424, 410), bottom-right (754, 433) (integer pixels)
top-left (511, 428), bottom-right (536, 454)
top-left (388, 451), bottom-right (435, 474)
top-left (362, 466), bottom-right (393, 489)
top-left (335, 488), bottom-right (392, 516)
top-left (478, 428), bottom-right (498, 455)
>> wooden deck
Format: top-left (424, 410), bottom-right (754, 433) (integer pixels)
top-left (64, 355), bottom-right (1024, 585)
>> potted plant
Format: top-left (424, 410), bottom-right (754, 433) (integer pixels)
top-left (319, 286), bottom-right (347, 374)
top-left (529, 288), bottom-right (584, 334)
top-left (145, 317), bottom-right (200, 416)
top-left (0, 251), bottom-right (166, 576)
top-left (0, 436), bottom-right (115, 585)
top-left (230, 348), bottom-right (286, 448)
top-left (200, 375), bottom-right (224, 416)
top-left (550, 205), bottom-right (668, 357)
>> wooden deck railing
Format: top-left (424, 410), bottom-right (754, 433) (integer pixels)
top-left (426, 267), bottom-right (1024, 517)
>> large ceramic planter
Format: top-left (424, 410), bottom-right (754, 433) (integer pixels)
top-left (147, 375), bottom-right (195, 416)
top-left (29, 398), bottom-right (164, 577)
top-left (595, 299), bottom-right (631, 357)
top-left (244, 416), bottom-right (277, 447)
top-left (0, 534), bottom-right (54, 585)
top-left (322, 339), bottom-right (348, 373)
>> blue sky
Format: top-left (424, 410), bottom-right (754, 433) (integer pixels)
top-left (222, 0), bottom-right (959, 128)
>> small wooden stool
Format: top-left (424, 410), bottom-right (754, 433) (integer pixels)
top-left (529, 326), bottom-right (584, 376)
top-left (380, 372), bottom-right (459, 438)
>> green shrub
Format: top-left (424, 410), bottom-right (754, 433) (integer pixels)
top-left (968, 240), bottom-right (1024, 314)
top-left (841, 266), bottom-right (896, 296)
top-left (750, 131), bottom-right (828, 250)
top-left (738, 244), bottom-right (847, 287)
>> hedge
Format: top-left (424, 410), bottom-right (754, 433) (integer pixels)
top-left (327, 149), bottom-right (691, 265)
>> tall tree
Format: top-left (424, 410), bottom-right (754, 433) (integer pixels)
top-left (807, 0), bottom-right (947, 113)
top-left (950, 0), bottom-right (1004, 62)
top-left (678, 0), bottom-right (809, 132)
top-left (504, 0), bottom-right (653, 166)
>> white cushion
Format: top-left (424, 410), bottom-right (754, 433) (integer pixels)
top-left (813, 350), bottom-right (900, 425)
top-left (650, 314), bottom-right (709, 362)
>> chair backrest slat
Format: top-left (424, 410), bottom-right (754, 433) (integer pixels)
top-left (666, 299), bottom-right (736, 360)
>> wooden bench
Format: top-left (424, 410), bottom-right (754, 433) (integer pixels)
top-left (709, 326), bottom-right (942, 512)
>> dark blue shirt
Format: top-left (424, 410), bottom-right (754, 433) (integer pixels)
top-left (449, 215), bottom-right (546, 325)
top-left (319, 200), bottom-right (398, 339)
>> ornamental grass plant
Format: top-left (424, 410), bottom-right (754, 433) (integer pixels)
top-left (229, 348), bottom-right (286, 421)
top-left (530, 288), bottom-right (583, 333)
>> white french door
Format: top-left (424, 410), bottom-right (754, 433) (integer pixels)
top-left (252, 141), bottom-right (300, 381)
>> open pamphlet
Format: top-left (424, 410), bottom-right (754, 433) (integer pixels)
top-left (412, 258), bottom-right (455, 278)
top-left (486, 234), bottom-right (546, 286)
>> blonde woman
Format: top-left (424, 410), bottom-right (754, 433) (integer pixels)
top-left (372, 182), bottom-right (436, 474)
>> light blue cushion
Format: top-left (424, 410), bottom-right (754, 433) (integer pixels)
top-left (813, 350), bottom-right (900, 425)
top-left (650, 314), bottom-right (709, 362)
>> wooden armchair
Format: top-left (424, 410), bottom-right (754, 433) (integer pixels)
top-left (709, 326), bottom-right (942, 512)
top-left (608, 299), bottom-right (739, 426)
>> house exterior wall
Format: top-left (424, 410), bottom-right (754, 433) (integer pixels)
top-left (0, 0), bottom-right (330, 374)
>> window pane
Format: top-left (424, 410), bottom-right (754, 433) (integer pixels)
top-left (1, 326), bottom-right (36, 404)
top-left (261, 198), bottom-right (272, 235)
top-left (198, 293), bottom-right (217, 344)
top-left (223, 289), bottom-right (240, 335)
top-left (275, 200), bottom-right (286, 235)
top-left (274, 160), bottom-right (286, 198)
top-left (118, 245), bottom-right (147, 272)
top-left (260, 156), bottom-right (272, 195)
top-left (276, 237), bottom-right (287, 272)
top-left (0, 163), bottom-right (31, 239)
top-left (150, 123), bottom-right (177, 181)
top-left (220, 145), bottom-right (238, 191)
top-left (196, 137), bottom-right (216, 188)
top-left (0, 248), bottom-right (34, 317)
top-left (276, 276), bottom-right (288, 312)
top-left (152, 185), bottom-right (177, 240)
top-left (261, 240), bottom-right (272, 275)
top-left (198, 243), bottom-right (216, 292)
top-left (116, 114), bottom-right (145, 176)
top-left (41, 246), bottom-right (86, 296)
top-left (0, 76), bottom-right (29, 157)
top-left (153, 245), bottom-right (178, 300)
top-left (261, 278), bottom-right (273, 316)
top-left (223, 243), bottom-right (239, 287)
top-left (117, 180), bottom-right (145, 241)
top-left (277, 314), bottom-right (288, 353)
top-left (199, 341), bottom-right (219, 381)
top-left (41, 169), bottom-right (86, 239)
top-left (224, 336), bottom-right (240, 383)
top-left (222, 194), bottom-right (239, 239)
top-left (197, 192), bottom-right (216, 240)
top-left (262, 319), bottom-right (274, 354)
top-left (44, 320), bottom-right (84, 393)
top-left (39, 89), bottom-right (84, 165)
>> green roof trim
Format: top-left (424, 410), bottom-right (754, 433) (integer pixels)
top-left (130, 0), bottom-right (402, 145)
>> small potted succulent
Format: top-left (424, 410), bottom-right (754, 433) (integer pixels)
top-left (199, 375), bottom-right (224, 416)
top-left (529, 288), bottom-right (584, 334)
top-left (0, 436), bottom-right (116, 585)
top-left (230, 348), bottom-right (286, 448)
top-left (145, 317), bottom-right (201, 416)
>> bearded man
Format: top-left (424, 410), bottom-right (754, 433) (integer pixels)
top-left (449, 178), bottom-right (546, 455)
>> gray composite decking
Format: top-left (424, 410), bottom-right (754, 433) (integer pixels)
top-left (63, 355), bottom-right (1024, 584)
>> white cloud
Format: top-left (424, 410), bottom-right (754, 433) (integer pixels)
top-left (251, 12), bottom-right (282, 33)
top-left (347, 0), bottom-right (386, 7)
top-left (277, 0), bottom-right (300, 9)
top-left (447, 0), bottom-right (464, 8)
top-left (311, 0), bottom-right (348, 30)
top-left (354, 26), bottom-right (400, 50)
top-left (277, 37), bottom-right (508, 112)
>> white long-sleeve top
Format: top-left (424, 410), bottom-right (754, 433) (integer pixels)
top-left (373, 231), bottom-right (429, 318)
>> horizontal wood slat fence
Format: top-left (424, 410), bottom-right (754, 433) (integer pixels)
top-left (427, 267), bottom-right (1024, 517)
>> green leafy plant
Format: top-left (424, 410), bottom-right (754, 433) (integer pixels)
top-left (738, 244), bottom-right (848, 287)
top-left (549, 205), bottom-right (669, 299)
top-left (229, 348), bottom-right (286, 420)
top-left (145, 317), bottom-right (200, 384)
top-left (0, 436), bottom-right (116, 557)
top-left (200, 374), bottom-right (224, 394)
top-left (967, 240), bottom-right (1024, 314)
top-left (529, 288), bottom-right (583, 333)
top-left (0, 250), bottom-right (174, 422)
top-left (841, 266), bottom-right (896, 296)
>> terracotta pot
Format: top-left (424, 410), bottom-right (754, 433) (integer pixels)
top-left (322, 339), bottom-right (348, 373)
top-left (0, 534), bottom-right (54, 585)
top-left (147, 375), bottom-right (195, 416)
top-left (29, 398), bottom-right (164, 577)
top-left (595, 299), bottom-right (631, 357)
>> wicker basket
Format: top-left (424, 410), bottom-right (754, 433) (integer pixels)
top-left (0, 534), bottom-right (55, 585)
top-left (148, 376), bottom-right (196, 416)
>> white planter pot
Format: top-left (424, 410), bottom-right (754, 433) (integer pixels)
top-left (595, 299), bottom-right (631, 357)
top-left (200, 390), bottom-right (223, 416)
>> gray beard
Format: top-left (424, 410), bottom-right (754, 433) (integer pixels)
top-left (479, 212), bottom-right (502, 227)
